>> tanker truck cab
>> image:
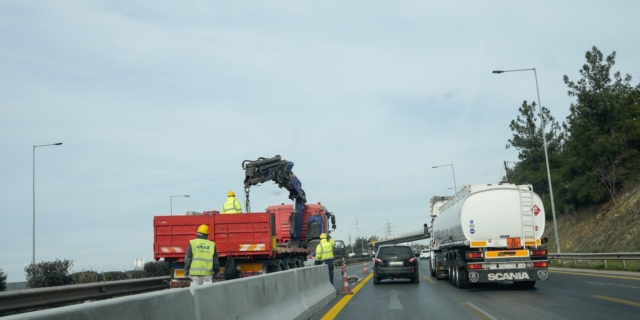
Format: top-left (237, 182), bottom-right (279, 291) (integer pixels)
top-left (429, 184), bottom-right (549, 289)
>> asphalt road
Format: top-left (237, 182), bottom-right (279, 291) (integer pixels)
top-left (313, 259), bottom-right (640, 320)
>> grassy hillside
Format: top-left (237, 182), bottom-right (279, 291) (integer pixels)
top-left (543, 184), bottom-right (640, 253)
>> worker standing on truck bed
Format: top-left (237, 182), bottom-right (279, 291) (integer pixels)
top-left (222, 191), bottom-right (243, 214)
top-left (315, 233), bottom-right (335, 284)
top-left (185, 224), bottom-right (219, 286)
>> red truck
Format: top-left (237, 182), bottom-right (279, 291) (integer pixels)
top-left (154, 155), bottom-right (340, 287)
top-left (154, 203), bottom-right (336, 287)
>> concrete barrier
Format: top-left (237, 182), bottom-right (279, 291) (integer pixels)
top-left (192, 269), bottom-right (308, 320)
top-left (2, 288), bottom-right (195, 320)
top-left (295, 266), bottom-right (336, 316)
top-left (3, 265), bottom-right (335, 320)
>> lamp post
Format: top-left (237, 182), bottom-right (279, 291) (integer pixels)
top-left (432, 162), bottom-right (457, 197)
top-left (170, 195), bottom-right (189, 215)
top-left (493, 67), bottom-right (560, 253)
top-left (33, 142), bottom-right (63, 265)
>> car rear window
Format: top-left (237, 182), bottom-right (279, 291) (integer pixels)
top-left (421, 250), bottom-right (429, 253)
top-left (378, 246), bottom-right (413, 256)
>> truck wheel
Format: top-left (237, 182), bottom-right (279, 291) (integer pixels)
top-left (448, 265), bottom-right (454, 285)
top-left (429, 261), bottom-right (436, 277)
top-left (456, 268), bottom-right (470, 289)
top-left (452, 266), bottom-right (458, 287)
top-left (373, 276), bottom-right (381, 285)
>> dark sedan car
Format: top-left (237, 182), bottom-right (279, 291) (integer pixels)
top-left (373, 245), bottom-right (419, 284)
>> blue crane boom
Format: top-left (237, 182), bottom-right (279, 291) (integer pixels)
top-left (242, 155), bottom-right (307, 247)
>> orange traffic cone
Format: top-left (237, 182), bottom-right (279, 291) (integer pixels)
top-left (339, 258), bottom-right (353, 295)
top-left (363, 261), bottom-right (369, 274)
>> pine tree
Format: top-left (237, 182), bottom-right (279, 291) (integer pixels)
top-left (506, 100), bottom-right (565, 218)
top-left (562, 46), bottom-right (640, 205)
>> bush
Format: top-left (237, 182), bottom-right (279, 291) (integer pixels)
top-left (0, 269), bottom-right (7, 292)
top-left (24, 259), bottom-right (73, 288)
top-left (71, 270), bottom-right (101, 284)
top-left (101, 271), bottom-right (130, 281)
top-left (127, 270), bottom-right (146, 279)
top-left (71, 270), bottom-right (149, 284)
top-left (144, 261), bottom-right (172, 277)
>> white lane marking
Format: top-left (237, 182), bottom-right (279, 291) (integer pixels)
top-left (388, 289), bottom-right (403, 309)
top-left (586, 282), bottom-right (640, 290)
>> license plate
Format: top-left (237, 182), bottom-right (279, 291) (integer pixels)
top-left (389, 262), bottom-right (403, 266)
top-left (498, 263), bottom-right (516, 269)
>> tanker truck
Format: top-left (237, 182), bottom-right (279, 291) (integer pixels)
top-left (428, 183), bottom-right (549, 288)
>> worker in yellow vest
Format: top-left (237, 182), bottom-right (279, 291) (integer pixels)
top-left (184, 224), bottom-right (219, 286)
top-left (315, 233), bottom-right (336, 284)
top-left (222, 191), bottom-right (243, 214)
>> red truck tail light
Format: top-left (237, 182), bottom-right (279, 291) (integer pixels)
top-left (467, 252), bottom-right (483, 259)
top-left (467, 263), bottom-right (483, 270)
top-left (530, 249), bottom-right (547, 256)
top-left (533, 261), bottom-right (548, 268)
top-left (409, 257), bottom-right (417, 263)
top-left (374, 258), bottom-right (383, 265)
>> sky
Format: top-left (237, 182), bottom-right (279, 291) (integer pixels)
top-left (1, 1), bottom-right (639, 282)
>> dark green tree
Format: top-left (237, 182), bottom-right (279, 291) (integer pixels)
top-left (0, 269), bottom-right (7, 292)
top-left (562, 46), bottom-right (640, 205)
top-left (506, 100), bottom-right (566, 218)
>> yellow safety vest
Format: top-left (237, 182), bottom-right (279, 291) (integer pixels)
top-left (189, 239), bottom-right (215, 276)
top-left (315, 239), bottom-right (334, 261)
top-left (222, 197), bottom-right (242, 214)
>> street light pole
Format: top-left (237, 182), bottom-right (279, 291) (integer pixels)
top-left (170, 195), bottom-right (190, 215)
top-left (33, 142), bottom-right (62, 265)
top-left (493, 67), bottom-right (561, 253)
top-left (432, 162), bottom-right (457, 196)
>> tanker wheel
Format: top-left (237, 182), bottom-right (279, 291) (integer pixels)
top-left (447, 253), bottom-right (454, 285)
top-left (456, 267), bottom-right (470, 289)
top-left (452, 265), bottom-right (459, 287)
top-left (429, 260), bottom-right (436, 278)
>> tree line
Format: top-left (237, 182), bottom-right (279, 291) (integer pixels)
top-left (505, 46), bottom-right (640, 218)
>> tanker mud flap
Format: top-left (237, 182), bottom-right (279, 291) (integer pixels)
top-left (467, 268), bottom-right (549, 283)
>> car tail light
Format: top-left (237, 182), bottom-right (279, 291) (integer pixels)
top-left (530, 249), bottom-right (547, 256)
top-left (533, 261), bottom-right (548, 268)
top-left (467, 252), bottom-right (483, 259)
top-left (438, 261), bottom-right (443, 266)
top-left (467, 263), bottom-right (483, 270)
top-left (409, 257), bottom-right (417, 263)
top-left (374, 258), bottom-right (383, 265)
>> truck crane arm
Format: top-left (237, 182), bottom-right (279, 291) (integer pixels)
top-left (242, 155), bottom-right (307, 247)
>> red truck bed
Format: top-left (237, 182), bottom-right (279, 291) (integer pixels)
top-left (154, 212), bottom-right (275, 262)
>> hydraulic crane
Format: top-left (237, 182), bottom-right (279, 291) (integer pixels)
top-left (242, 155), bottom-right (308, 247)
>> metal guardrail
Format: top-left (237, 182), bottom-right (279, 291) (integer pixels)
top-left (549, 252), bottom-right (640, 269)
top-left (0, 276), bottom-right (170, 313)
